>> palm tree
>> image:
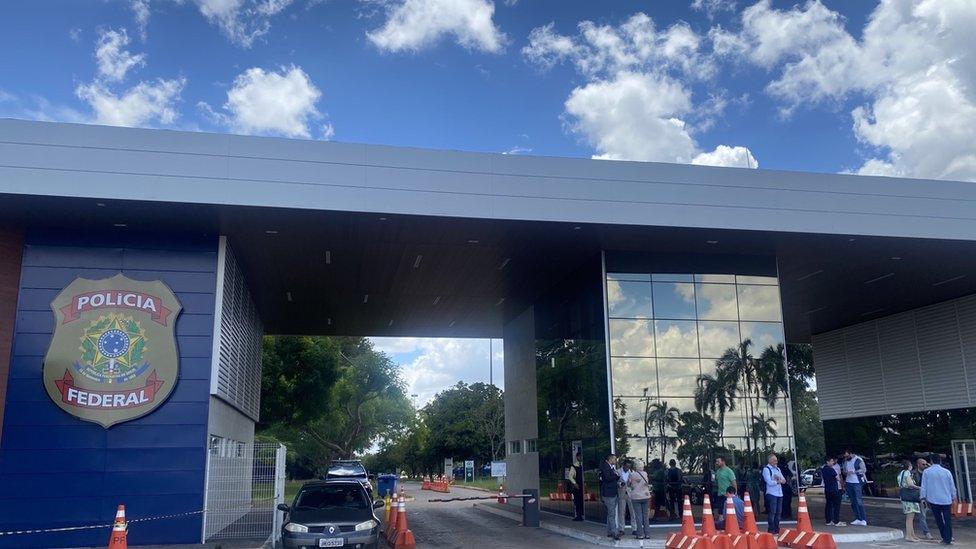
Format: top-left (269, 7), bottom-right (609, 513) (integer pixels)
top-left (694, 371), bottom-right (736, 439)
top-left (758, 343), bottom-right (789, 407)
top-left (647, 400), bottom-right (680, 462)
top-left (749, 413), bottom-right (778, 447)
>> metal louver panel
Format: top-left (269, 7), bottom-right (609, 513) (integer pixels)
top-left (844, 322), bottom-right (886, 417)
top-left (214, 241), bottom-right (264, 420)
top-left (813, 293), bottom-right (976, 420)
top-left (811, 330), bottom-right (849, 420)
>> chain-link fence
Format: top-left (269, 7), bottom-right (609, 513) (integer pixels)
top-left (203, 441), bottom-right (286, 544)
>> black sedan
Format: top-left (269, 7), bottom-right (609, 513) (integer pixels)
top-left (278, 479), bottom-right (384, 548)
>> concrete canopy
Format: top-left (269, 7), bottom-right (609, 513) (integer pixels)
top-left (2, 119), bottom-right (976, 341)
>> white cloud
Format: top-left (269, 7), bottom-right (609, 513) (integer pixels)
top-left (369, 337), bottom-right (503, 406)
top-left (76, 78), bottom-right (185, 127)
top-left (366, 0), bottom-right (505, 53)
top-left (502, 145), bottom-right (531, 155)
top-left (526, 14), bottom-right (756, 166)
top-left (691, 0), bottom-right (737, 19)
top-left (193, 0), bottom-right (294, 47)
top-left (692, 144), bottom-right (758, 168)
top-left (721, 0), bottom-right (976, 181)
top-left (216, 65), bottom-right (323, 138)
top-left (94, 29), bottom-right (146, 82)
top-left (131, 0), bottom-right (151, 40)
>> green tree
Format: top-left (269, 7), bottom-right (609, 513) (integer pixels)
top-left (646, 401), bottom-right (680, 462)
top-left (423, 382), bottom-right (503, 465)
top-left (675, 411), bottom-right (721, 471)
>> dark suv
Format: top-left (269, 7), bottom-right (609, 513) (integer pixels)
top-left (278, 479), bottom-right (384, 548)
top-left (323, 460), bottom-right (373, 497)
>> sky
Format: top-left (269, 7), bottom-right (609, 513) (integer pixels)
top-left (2, 0), bottom-right (974, 399)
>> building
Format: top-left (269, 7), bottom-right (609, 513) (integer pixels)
top-left (2, 119), bottom-right (976, 545)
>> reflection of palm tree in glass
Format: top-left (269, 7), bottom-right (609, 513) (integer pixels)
top-left (646, 401), bottom-right (679, 462)
top-left (695, 339), bottom-right (788, 461)
top-left (750, 413), bottom-right (778, 447)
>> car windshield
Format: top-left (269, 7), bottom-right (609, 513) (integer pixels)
top-left (294, 484), bottom-right (368, 510)
top-left (328, 463), bottom-right (367, 477)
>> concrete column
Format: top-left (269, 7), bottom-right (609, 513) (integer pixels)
top-left (503, 305), bottom-right (539, 496)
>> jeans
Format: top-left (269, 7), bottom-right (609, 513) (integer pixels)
top-left (716, 494), bottom-right (727, 517)
top-left (824, 491), bottom-right (841, 524)
top-left (916, 501), bottom-right (931, 536)
top-left (632, 499), bottom-right (650, 537)
top-left (846, 483), bottom-right (867, 522)
top-left (765, 494), bottom-right (782, 534)
top-left (930, 503), bottom-right (952, 544)
top-left (603, 496), bottom-right (619, 535)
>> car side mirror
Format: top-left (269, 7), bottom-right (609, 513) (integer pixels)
top-left (373, 500), bottom-right (385, 509)
top-left (276, 503), bottom-right (291, 512)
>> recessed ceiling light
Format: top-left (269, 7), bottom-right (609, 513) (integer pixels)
top-left (265, 229), bottom-right (278, 235)
top-left (96, 202), bottom-right (106, 207)
top-left (432, 296), bottom-right (441, 305)
top-left (796, 269), bottom-right (824, 281)
top-left (413, 254), bottom-right (423, 268)
top-left (325, 250), bottom-right (332, 264)
top-left (497, 258), bottom-right (511, 270)
top-left (286, 291), bottom-right (293, 302)
top-left (706, 240), bottom-right (719, 245)
top-left (574, 226), bottom-right (581, 230)
top-left (805, 306), bottom-right (828, 314)
top-left (449, 320), bottom-right (456, 327)
top-left (848, 237), bottom-right (856, 242)
top-left (889, 256), bottom-right (903, 261)
top-left (863, 272), bottom-right (895, 285)
top-left (327, 317), bottom-right (332, 326)
top-left (362, 294), bottom-right (369, 304)
top-left (113, 223), bottom-right (127, 227)
top-left (379, 217), bottom-right (387, 221)
top-left (467, 239), bottom-right (480, 244)
top-left (495, 297), bottom-right (506, 306)
top-left (388, 320), bottom-right (394, 327)
top-left (933, 275), bottom-right (966, 287)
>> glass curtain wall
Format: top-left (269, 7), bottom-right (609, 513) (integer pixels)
top-left (606, 272), bottom-right (794, 477)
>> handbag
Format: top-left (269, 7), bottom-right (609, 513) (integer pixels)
top-left (899, 472), bottom-right (920, 503)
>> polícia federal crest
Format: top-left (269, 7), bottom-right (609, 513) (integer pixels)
top-left (43, 274), bottom-right (182, 427)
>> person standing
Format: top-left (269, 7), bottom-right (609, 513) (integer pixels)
top-left (628, 461), bottom-right (652, 540)
top-left (651, 459), bottom-right (667, 521)
top-left (746, 462), bottom-right (764, 512)
top-left (666, 459), bottom-right (684, 520)
top-left (568, 452), bottom-right (585, 521)
top-left (599, 453), bottom-right (621, 541)
top-left (921, 454), bottom-right (957, 546)
top-left (780, 457), bottom-right (795, 520)
top-left (618, 460), bottom-right (635, 535)
top-left (914, 458), bottom-right (934, 541)
top-left (898, 460), bottom-right (923, 542)
top-left (820, 456), bottom-right (844, 526)
top-left (715, 456), bottom-right (737, 519)
top-left (763, 454), bottom-right (786, 534)
top-left (842, 449), bottom-right (868, 526)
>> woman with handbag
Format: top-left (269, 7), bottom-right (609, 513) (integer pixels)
top-left (627, 461), bottom-right (652, 540)
top-left (898, 459), bottom-right (922, 542)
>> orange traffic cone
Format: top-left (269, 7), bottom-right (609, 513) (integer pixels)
top-left (701, 494), bottom-right (718, 536)
top-left (724, 497), bottom-right (741, 537)
top-left (392, 499), bottom-right (417, 549)
top-left (783, 494), bottom-right (835, 549)
top-left (743, 492), bottom-right (777, 549)
top-left (385, 494), bottom-right (399, 541)
top-left (107, 505), bottom-right (127, 549)
top-left (667, 495), bottom-right (710, 549)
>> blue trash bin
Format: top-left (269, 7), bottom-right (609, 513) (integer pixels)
top-left (377, 474), bottom-right (398, 497)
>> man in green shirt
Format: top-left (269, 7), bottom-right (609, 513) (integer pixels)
top-left (715, 456), bottom-right (737, 518)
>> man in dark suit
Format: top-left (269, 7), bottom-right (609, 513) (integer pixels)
top-left (599, 453), bottom-right (621, 540)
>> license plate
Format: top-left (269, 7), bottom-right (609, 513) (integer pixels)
top-left (319, 538), bottom-right (343, 547)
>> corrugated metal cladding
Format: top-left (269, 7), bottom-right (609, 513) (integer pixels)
top-left (214, 242), bottom-right (263, 421)
top-left (814, 293), bottom-right (976, 420)
top-left (0, 231), bottom-right (218, 547)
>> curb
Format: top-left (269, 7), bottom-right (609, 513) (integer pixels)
top-left (473, 502), bottom-right (665, 548)
top-left (472, 503), bottom-right (903, 546)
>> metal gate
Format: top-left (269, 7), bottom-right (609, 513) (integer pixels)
top-left (951, 439), bottom-right (976, 503)
top-left (203, 441), bottom-right (287, 544)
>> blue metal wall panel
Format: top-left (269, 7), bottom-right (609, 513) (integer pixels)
top-left (0, 231), bottom-right (217, 548)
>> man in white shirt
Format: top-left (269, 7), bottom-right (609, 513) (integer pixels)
top-left (762, 454), bottom-right (785, 534)
top-left (842, 449), bottom-right (868, 526)
top-left (920, 454), bottom-right (957, 545)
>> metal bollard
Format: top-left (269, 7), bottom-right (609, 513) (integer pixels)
top-left (521, 488), bottom-right (540, 527)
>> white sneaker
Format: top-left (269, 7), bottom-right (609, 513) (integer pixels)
top-left (852, 520), bottom-right (867, 526)
top-left (825, 522), bottom-right (835, 527)
top-left (835, 521), bottom-right (847, 527)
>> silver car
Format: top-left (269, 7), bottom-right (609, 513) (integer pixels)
top-left (278, 479), bottom-right (384, 548)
